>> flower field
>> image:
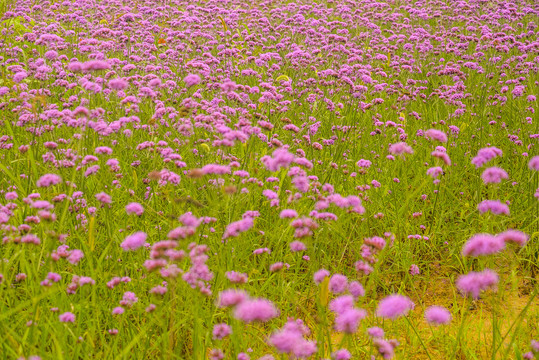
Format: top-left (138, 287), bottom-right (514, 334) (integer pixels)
top-left (0, 0), bottom-right (538, 358)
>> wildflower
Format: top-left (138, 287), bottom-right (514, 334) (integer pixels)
top-left (217, 289), bottom-right (248, 307)
top-left (212, 323), bottom-right (232, 340)
top-left (477, 200), bottom-right (510, 215)
top-left (269, 319), bottom-right (317, 358)
top-left (497, 230), bottom-right (528, 246)
top-left (225, 271), bottom-right (248, 284)
top-left (329, 295), bottom-right (355, 314)
top-left (456, 269), bottom-right (499, 299)
top-left (209, 349), bottom-right (224, 360)
top-left (426, 167), bottom-right (443, 178)
top-left (95, 192), bottom-right (112, 204)
top-left (84, 165), bottom-right (100, 177)
top-left (59, 312), bottom-right (75, 323)
top-left (120, 232), bottom-right (147, 251)
top-left (425, 306), bottom-right (451, 325)
top-left (531, 339), bottom-right (539, 353)
top-left (149, 286), bottom-right (168, 295)
top-left (280, 209), bottom-right (298, 218)
top-left (108, 78), bottom-right (128, 90)
top-left (120, 291), bottom-right (138, 307)
top-left (332, 349), bottom-right (351, 360)
top-left (425, 129), bottom-right (448, 143)
top-left (481, 167), bottom-right (508, 184)
top-left (13, 71), bottom-right (28, 83)
top-left (223, 217), bottom-right (253, 239)
top-left (36, 174), bottom-right (61, 187)
top-left (376, 294), bottom-right (415, 319)
top-left (373, 338), bottom-right (398, 359)
top-left (409, 264), bottom-right (420, 275)
top-left (290, 241), bottom-right (306, 252)
top-left (367, 327), bottom-right (385, 338)
top-left (471, 147), bottom-right (502, 168)
top-left (82, 60), bottom-right (111, 71)
top-left (431, 151), bottom-right (451, 166)
top-left (184, 74), bottom-right (201, 87)
top-left (461, 233), bottom-right (505, 256)
top-left (356, 159), bottom-right (372, 168)
top-left (313, 269), bottom-right (330, 284)
top-left (125, 202), bottom-right (144, 216)
top-left (233, 298), bottom-right (278, 323)
top-left (329, 274), bottom-right (348, 294)
top-left (67, 249), bottom-right (84, 265)
top-left (529, 156), bottom-right (539, 171)
top-left (348, 281), bottom-right (365, 298)
top-left (269, 262), bottom-right (285, 272)
top-left (389, 142), bottom-right (413, 155)
top-left (335, 308), bottom-right (367, 333)
top-left (112, 307), bottom-right (124, 315)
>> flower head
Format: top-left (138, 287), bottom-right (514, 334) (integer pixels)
top-left (120, 232), bottom-right (147, 251)
top-left (376, 294), bottom-right (414, 319)
top-left (425, 306), bottom-right (451, 325)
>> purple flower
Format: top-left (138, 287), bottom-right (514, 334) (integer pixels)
top-left (212, 323), bottom-right (232, 340)
top-left (376, 294), bottom-right (415, 319)
top-left (481, 167), bottom-right (508, 184)
top-left (425, 306), bottom-right (451, 325)
top-left (59, 312), bottom-right (75, 323)
top-left (37, 174), bottom-right (62, 187)
top-left (373, 338), bottom-right (397, 359)
top-left (223, 217), bottom-right (253, 239)
top-left (389, 142), bottom-right (413, 155)
top-left (225, 271), bottom-right (248, 284)
top-left (431, 151), bottom-right (451, 166)
top-left (269, 319), bottom-right (317, 357)
top-left (425, 129), bottom-right (448, 143)
top-left (261, 148), bottom-right (295, 171)
top-left (109, 78), bottom-right (128, 90)
top-left (82, 60), bottom-right (111, 71)
top-left (290, 241), bottom-right (306, 252)
top-left (313, 269), bottom-right (330, 284)
top-left (184, 74), bottom-right (201, 87)
top-left (14, 71), bottom-right (28, 83)
top-left (426, 166), bottom-right (444, 178)
top-left (95, 192), bottom-right (112, 204)
top-left (67, 249), bottom-right (84, 265)
top-left (217, 289), bottom-right (248, 307)
top-left (233, 298), bottom-right (278, 323)
top-left (471, 147), bottom-right (503, 168)
top-left (334, 308), bottom-right (367, 333)
top-left (456, 269), bottom-right (499, 299)
top-left (112, 307), bottom-right (125, 315)
top-left (84, 165), bottom-right (100, 177)
top-left (332, 349), bottom-right (351, 360)
top-left (201, 164), bottom-right (231, 175)
top-left (461, 233), bottom-right (505, 257)
top-left (125, 202), bottom-right (144, 216)
top-left (497, 230), bottom-right (528, 246)
top-left (329, 295), bottom-right (355, 314)
top-left (367, 327), bottom-right (385, 338)
top-left (529, 156), bottom-right (539, 171)
top-left (348, 281), bottom-right (365, 298)
top-left (120, 232), bottom-right (147, 251)
top-left (356, 159), bottom-right (372, 168)
top-left (280, 209), bottom-right (298, 218)
top-left (409, 264), bottom-right (420, 275)
top-left (329, 274), bottom-right (348, 294)
top-left (531, 339), bottom-right (539, 353)
top-left (477, 200), bottom-right (510, 215)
